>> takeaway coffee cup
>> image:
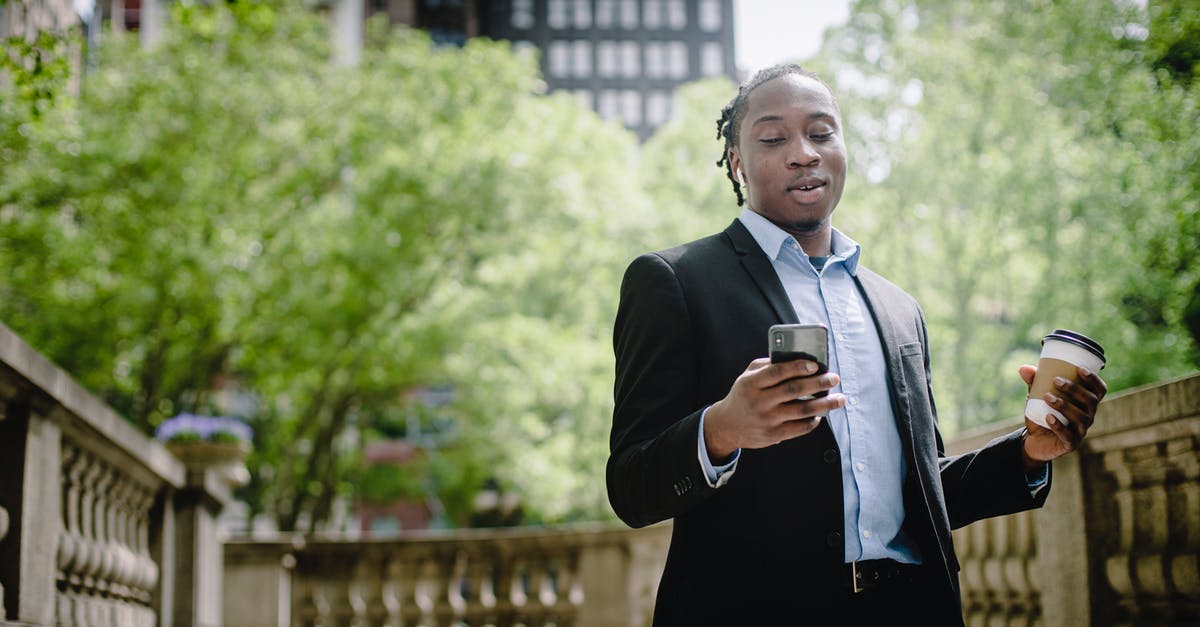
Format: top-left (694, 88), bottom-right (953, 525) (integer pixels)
top-left (1025, 329), bottom-right (1106, 428)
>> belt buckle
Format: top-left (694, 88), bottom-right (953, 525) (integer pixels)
top-left (851, 561), bottom-right (864, 594)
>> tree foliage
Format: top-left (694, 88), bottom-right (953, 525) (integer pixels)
top-left (1, 0), bottom-right (1196, 530)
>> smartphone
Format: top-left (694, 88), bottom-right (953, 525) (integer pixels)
top-left (768, 323), bottom-right (829, 399)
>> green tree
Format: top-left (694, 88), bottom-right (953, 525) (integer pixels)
top-left (812, 0), bottom-right (1199, 430)
top-left (0, 3), bottom-right (648, 529)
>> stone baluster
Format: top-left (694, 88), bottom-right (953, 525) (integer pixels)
top-left (298, 578), bottom-right (333, 627)
top-left (551, 548), bottom-right (583, 624)
top-left (526, 553), bottom-right (554, 626)
top-left (447, 549), bottom-right (470, 621)
top-left (387, 553), bottom-right (425, 626)
top-left (379, 557), bottom-right (406, 627)
top-left (58, 443), bottom-right (85, 584)
top-left (464, 549), bottom-right (498, 625)
top-left (347, 556), bottom-right (373, 627)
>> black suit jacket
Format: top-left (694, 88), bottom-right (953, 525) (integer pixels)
top-left (607, 220), bottom-right (1048, 625)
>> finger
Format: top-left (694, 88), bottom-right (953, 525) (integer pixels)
top-left (769, 372), bottom-right (840, 405)
top-left (771, 393), bottom-right (846, 423)
top-left (769, 415), bottom-right (824, 443)
top-left (1018, 364), bottom-right (1037, 388)
top-left (1076, 366), bottom-right (1108, 400)
top-left (1052, 377), bottom-right (1099, 425)
top-left (1043, 392), bottom-right (1088, 439)
top-left (759, 358), bottom-right (822, 387)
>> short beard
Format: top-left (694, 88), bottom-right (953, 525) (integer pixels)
top-left (785, 219), bottom-right (824, 234)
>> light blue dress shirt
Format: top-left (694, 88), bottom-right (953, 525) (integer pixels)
top-left (698, 208), bottom-right (921, 564)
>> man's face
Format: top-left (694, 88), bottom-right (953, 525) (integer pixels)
top-left (728, 75), bottom-right (847, 240)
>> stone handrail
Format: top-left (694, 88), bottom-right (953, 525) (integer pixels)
top-left (224, 523), bottom-right (672, 627)
top-left (947, 371), bottom-right (1200, 626)
top-left (0, 321), bottom-right (234, 626)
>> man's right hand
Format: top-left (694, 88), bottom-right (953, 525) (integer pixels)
top-left (703, 357), bottom-right (846, 461)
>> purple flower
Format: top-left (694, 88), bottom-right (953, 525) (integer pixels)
top-left (155, 413), bottom-right (253, 443)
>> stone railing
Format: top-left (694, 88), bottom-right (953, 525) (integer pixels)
top-left (948, 371), bottom-right (1200, 626)
top-left (223, 523), bottom-right (671, 627)
top-left (0, 321), bottom-right (236, 626)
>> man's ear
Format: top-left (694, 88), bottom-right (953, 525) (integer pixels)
top-left (728, 148), bottom-right (744, 184)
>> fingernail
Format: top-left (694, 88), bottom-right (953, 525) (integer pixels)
top-left (802, 362), bottom-right (816, 374)
top-left (1054, 376), bottom-right (1068, 388)
top-left (1044, 393), bottom-right (1059, 406)
top-left (1078, 366), bottom-right (1092, 377)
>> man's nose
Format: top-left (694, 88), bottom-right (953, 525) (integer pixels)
top-left (788, 140), bottom-right (820, 168)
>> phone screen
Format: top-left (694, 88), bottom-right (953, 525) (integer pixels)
top-left (768, 323), bottom-right (829, 399)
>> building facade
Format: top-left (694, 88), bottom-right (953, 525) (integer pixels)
top-left (474, 0), bottom-right (738, 139)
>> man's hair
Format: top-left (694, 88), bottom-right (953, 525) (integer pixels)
top-left (715, 64), bottom-right (837, 206)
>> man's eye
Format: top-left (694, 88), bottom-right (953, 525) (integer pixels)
top-left (761, 137), bottom-right (785, 145)
top-left (811, 132), bottom-right (835, 141)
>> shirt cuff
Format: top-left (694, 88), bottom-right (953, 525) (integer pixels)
top-left (1025, 462), bottom-right (1049, 498)
top-left (698, 406), bottom-right (740, 488)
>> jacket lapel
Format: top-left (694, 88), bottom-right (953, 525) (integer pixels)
top-left (854, 269), bottom-right (921, 466)
top-left (723, 219), bottom-right (798, 324)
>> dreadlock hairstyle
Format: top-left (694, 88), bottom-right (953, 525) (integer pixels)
top-left (716, 64), bottom-right (837, 206)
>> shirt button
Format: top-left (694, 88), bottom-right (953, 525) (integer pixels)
top-left (863, 530), bottom-right (872, 539)
top-left (849, 397), bottom-right (859, 406)
top-left (855, 462), bottom-right (865, 472)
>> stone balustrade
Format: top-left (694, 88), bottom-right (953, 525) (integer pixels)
top-left (0, 321), bottom-right (235, 626)
top-left (3, 309), bottom-right (1194, 626)
top-left (948, 372), bottom-right (1200, 626)
top-left (224, 523), bottom-right (671, 627)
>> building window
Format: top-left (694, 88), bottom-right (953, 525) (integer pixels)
top-left (573, 0), bottom-right (591, 28)
top-left (549, 0), bottom-right (592, 29)
top-left (647, 90), bottom-right (672, 126)
top-left (644, 42), bottom-right (665, 78)
top-left (548, 0), bottom-right (568, 29)
top-left (548, 41), bottom-right (571, 78)
top-left (620, 41), bottom-right (641, 78)
top-left (701, 42), bottom-right (724, 77)
top-left (598, 90), bottom-right (620, 120)
top-left (595, 0), bottom-right (616, 28)
top-left (572, 40), bottom-right (592, 77)
top-left (667, 0), bottom-right (686, 29)
top-left (667, 41), bottom-right (688, 78)
top-left (699, 0), bottom-right (722, 32)
top-left (643, 0), bottom-right (663, 29)
top-left (511, 0), bottom-right (534, 30)
top-left (619, 0), bottom-right (638, 29)
top-left (597, 40), bottom-right (619, 77)
top-left (620, 90), bottom-right (642, 127)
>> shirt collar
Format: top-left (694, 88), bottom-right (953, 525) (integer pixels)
top-left (737, 207), bottom-right (862, 275)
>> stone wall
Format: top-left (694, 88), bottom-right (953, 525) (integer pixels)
top-left (948, 372), bottom-right (1200, 626)
top-left (0, 321), bottom-right (234, 626)
top-left (223, 523), bottom-right (671, 627)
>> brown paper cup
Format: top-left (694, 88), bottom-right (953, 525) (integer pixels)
top-left (1025, 330), bottom-right (1105, 428)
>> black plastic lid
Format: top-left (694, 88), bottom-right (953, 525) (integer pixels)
top-left (1043, 329), bottom-right (1105, 366)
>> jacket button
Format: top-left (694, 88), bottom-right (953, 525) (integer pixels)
top-left (826, 531), bottom-right (842, 548)
top-left (823, 449), bottom-right (838, 464)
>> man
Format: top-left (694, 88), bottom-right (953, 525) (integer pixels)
top-left (606, 64), bottom-right (1106, 625)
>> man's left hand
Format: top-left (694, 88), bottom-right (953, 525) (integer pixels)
top-left (1018, 364), bottom-right (1108, 470)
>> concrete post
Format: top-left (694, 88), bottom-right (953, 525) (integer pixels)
top-left (172, 468), bottom-right (234, 627)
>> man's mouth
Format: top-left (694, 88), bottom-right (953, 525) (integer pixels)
top-left (788, 178), bottom-right (826, 204)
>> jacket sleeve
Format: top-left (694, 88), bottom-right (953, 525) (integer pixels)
top-left (918, 307), bottom-right (1051, 529)
top-left (606, 252), bottom-right (722, 528)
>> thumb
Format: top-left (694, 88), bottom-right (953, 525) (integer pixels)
top-left (1018, 364), bottom-right (1037, 388)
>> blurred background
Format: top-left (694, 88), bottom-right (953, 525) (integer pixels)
top-left (1, 0), bottom-right (1197, 537)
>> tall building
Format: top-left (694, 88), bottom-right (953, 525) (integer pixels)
top-left (474, 0), bottom-right (738, 139)
top-left (94, 1), bottom-right (739, 139)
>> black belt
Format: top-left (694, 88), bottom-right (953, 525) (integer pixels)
top-left (847, 558), bottom-right (914, 593)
